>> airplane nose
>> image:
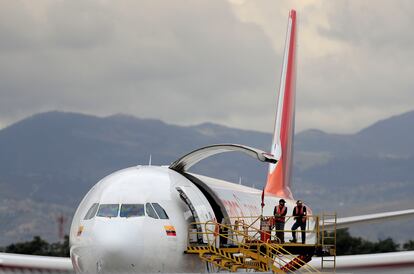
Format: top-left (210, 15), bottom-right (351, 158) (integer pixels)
top-left (92, 219), bottom-right (146, 272)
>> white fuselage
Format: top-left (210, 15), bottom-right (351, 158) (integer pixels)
top-left (69, 165), bottom-right (314, 273)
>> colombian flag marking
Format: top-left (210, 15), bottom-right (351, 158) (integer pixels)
top-left (164, 225), bottom-right (176, 236)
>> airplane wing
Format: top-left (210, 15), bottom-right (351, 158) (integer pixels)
top-left (310, 251), bottom-right (414, 270)
top-left (0, 252), bottom-right (73, 272)
top-left (322, 209), bottom-right (414, 229)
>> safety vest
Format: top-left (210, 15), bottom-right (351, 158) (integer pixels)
top-left (295, 206), bottom-right (306, 222)
top-left (275, 206), bottom-right (286, 223)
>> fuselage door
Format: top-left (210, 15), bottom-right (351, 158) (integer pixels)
top-left (176, 186), bottom-right (215, 243)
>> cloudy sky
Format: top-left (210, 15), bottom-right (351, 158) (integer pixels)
top-left (1, 0), bottom-right (413, 134)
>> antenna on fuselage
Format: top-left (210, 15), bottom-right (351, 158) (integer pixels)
top-left (238, 177), bottom-right (242, 185)
top-left (148, 154), bottom-right (152, 166)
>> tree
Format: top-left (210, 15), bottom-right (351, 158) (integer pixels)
top-left (403, 240), bottom-right (414, 251)
top-left (6, 236), bottom-right (49, 255)
top-left (333, 229), bottom-right (399, 255)
top-left (5, 236), bottom-right (70, 257)
top-left (374, 238), bottom-right (399, 253)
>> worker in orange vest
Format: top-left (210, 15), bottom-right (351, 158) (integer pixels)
top-left (273, 199), bottom-right (287, 243)
top-left (290, 200), bottom-right (307, 244)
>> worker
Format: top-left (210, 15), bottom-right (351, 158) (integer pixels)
top-left (290, 200), bottom-right (307, 244)
top-left (273, 198), bottom-right (287, 243)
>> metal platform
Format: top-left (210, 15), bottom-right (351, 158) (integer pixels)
top-left (186, 213), bottom-right (337, 273)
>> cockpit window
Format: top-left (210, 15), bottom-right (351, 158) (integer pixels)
top-left (97, 204), bottom-right (119, 218)
top-left (84, 203), bottom-right (99, 220)
top-left (120, 204), bottom-right (145, 218)
top-left (145, 203), bottom-right (158, 219)
top-left (152, 203), bottom-right (169, 219)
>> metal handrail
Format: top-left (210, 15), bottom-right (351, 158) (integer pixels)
top-left (226, 215), bottom-right (320, 244)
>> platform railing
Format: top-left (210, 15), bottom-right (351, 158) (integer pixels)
top-left (223, 215), bottom-right (319, 245)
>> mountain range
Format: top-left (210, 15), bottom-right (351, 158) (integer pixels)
top-left (0, 110), bottom-right (413, 245)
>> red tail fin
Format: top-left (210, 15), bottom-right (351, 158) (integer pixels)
top-left (265, 10), bottom-right (297, 199)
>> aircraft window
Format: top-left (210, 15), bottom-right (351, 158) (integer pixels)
top-left (152, 203), bottom-right (169, 219)
top-left (84, 203), bottom-right (99, 220)
top-left (120, 204), bottom-right (145, 217)
top-left (145, 203), bottom-right (159, 219)
top-left (97, 204), bottom-right (119, 218)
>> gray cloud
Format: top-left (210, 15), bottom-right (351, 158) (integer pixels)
top-left (298, 1), bottom-right (414, 132)
top-left (319, 1), bottom-right (414, 49)
top-left (0, 1), bottom-right (413, 134)
top-left (0, 0), bottom-right (279, 132)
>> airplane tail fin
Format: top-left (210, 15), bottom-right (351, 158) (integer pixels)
top-left (265, 10), bottom-right (297, 199)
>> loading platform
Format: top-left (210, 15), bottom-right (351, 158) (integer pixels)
top-left (186, 213), bottom-right (336, 273)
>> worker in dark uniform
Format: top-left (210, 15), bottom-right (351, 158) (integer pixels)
top-left (290, 200), bottom-right (307, 244)
top-left (273, 199), bottom-right (287, 243)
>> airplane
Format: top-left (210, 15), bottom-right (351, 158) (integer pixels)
top-left (1, 9), bottom-right (414, 273)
